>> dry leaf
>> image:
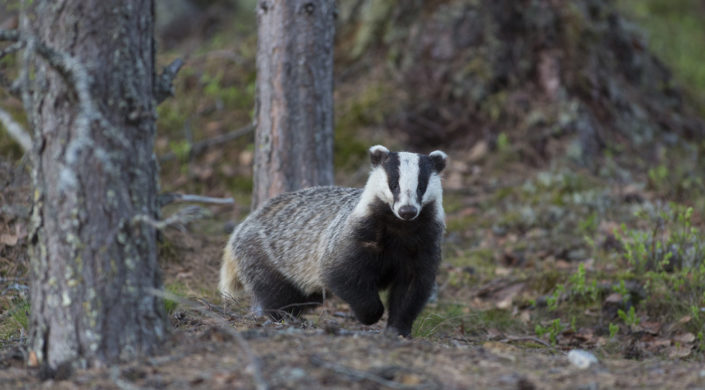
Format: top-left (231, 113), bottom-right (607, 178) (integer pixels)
top-left (678, 315), bottom-right (692, 324)
top-left (27, 350), bottom-right (38, 367)
top-left (483, 341), bottom-right (518, 362)
top-left (494, 267), bottom-right (511, 276)
top-left (673, 333), bottom-right (696, 344)
top-left (239, 150), bottom-right (253, 166)
top-left (400, 373), bottom-right (423, 386)
top-left (667, 345), bottom-right (692, 359)
top-left (604, 293), bottom-right (623, 304)
top-left (646, 338), bottom-right (671, 349)
top-left (638, 321), bottom-right (662, 335)
top-left (468, 141), bottom-right (488, 162)
top-left (0, 234), bottom-right (18, 246)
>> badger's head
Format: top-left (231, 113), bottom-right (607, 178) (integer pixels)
top-left (361, 145), bottom-right (447, 221)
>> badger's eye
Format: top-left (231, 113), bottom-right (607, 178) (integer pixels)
top-left (389, 182), bottom-right (399, 192)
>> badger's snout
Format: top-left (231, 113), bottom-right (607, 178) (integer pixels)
top-left (398, 205), bottom-right (418, 220)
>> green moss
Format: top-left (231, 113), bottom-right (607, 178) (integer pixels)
top-left (617, 0), bottom-right (705, 111)
top-left (0, 106), bottom-right (29, 160)
top-left (0, 299), bottom-right (30, 341)
top-left (163, 282), bottom-right (189, 315)
top-left (413, 305), bottom-right (524, 338)
top-left (226, 175), bottom-right (253, 193)
top-left (446, 214), bottom-right (478, 233)
top-left (334, 84), bottom-right (393, 169)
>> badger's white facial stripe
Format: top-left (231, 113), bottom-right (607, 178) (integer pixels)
top-left (351, 166), bottom-right (392, 218)
top-left (369, 145), bottom-right (390, 155)
top-left (393, 152), bottom-right (421, 219)
top-left (429, 150), bottom-right (447, 160)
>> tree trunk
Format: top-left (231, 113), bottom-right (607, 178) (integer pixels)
top-left (25, 0), bottom-right (165, 370)
top-left (252, 0), bottom-right (335, 209)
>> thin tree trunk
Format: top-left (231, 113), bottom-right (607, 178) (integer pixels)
top-left (25, 0), bottom-right (165, 370)
top-left (252, 0), bottom-right (335, 209)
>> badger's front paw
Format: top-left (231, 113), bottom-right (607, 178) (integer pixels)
top-left (353, 302), bottom-right (384, 325)
top-left (384, 325), bottom-right (412, 338)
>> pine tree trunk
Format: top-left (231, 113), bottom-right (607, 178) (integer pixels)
top-left (252, 0), bottom-right (335, 209)
top-left (25, 0), bottom-right (165, 370)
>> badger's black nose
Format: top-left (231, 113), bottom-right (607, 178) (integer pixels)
top-left (399, 205), bottom-right (418, 220)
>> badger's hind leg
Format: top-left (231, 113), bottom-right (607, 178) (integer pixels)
top-left (250, 269), bottom-right (323, 320)
top-left (236, 244), bottom-right (323, 319)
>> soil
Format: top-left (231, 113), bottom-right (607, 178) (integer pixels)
top-left (1, 195), bottom-right (703, 389)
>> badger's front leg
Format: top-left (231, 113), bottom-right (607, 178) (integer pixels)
top-left (322, 252), bottom-right (385, 325)
top-left (386, 252), bottom-right (440, 337)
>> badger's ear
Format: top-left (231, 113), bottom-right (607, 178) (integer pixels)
top-left (429, 150), bottom-right (447, 172)
top-left (369, 145), bottom-right (390, 166)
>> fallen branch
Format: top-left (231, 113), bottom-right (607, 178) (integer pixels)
top-left (310, 355), bottom-right (433, 390)
top-left (0, 29), bottom-right (19, 41)
top-left (109, 366), bottom-right (150, 390)
top-left (132, 205), bottom-right (210, 231)
top-left (155, 58), bottom-right (184, 104)
top-left (0, 29), bottom-right (21, 97)
top-left (159, 123), bottom-right (255, 163)
top-left (148, 289), bottom-right (269, 390)
top-left (0, 107), bottom-right (31, 151)
top-left (0, 40), bottom-right (23, 61)
top-left (500, 335), bottom-right (554, 349)
top-left (158, 193), bottom-right (234, 207)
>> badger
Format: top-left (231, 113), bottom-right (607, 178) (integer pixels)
top-left (219, 145), bottom-right (447, 337)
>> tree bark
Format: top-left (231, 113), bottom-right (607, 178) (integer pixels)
top-left (252, 0), bottom-right (335, 209)
top-left (25, 0), bottom-right (165, 370)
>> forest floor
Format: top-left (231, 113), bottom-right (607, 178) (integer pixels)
top-left (2, 150), bottom-right (705, 389)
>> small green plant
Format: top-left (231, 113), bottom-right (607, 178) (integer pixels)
top-left (496, 132), bottom-right (510, 153)
top-left (578, 212), bottom-right (599, 235)
top-left (567, 263), bottom-right (599, 302)
top-left (163, 282), bottom-right (189, 315)
top-left (546, 284), bottom-right (564, 311)
top-left (609, 322), bottom-right (620, 338)
top-left (617, 306), bottom-right (640, 327)
top-left (612, 279), bottom-right (630, 302)
top-left (535, 318), bottom-right (564, 345)
top-left (616, 204), bottom-right (704, 273)
top-left (648, 164), bottom-right (669, 191)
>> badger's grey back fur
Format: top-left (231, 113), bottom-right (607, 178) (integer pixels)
top-left (222, 186), bottom-right (362, 298)
top-left (220, 145), bottom-right (447, 336)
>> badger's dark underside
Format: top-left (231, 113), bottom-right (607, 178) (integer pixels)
top-left (253, 198), bottom-right (443, 337)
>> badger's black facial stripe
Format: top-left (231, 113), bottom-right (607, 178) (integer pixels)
top-left (417, 156), bottom-right (432, 202)
top-left (383, 152), bottom-right (400, 197)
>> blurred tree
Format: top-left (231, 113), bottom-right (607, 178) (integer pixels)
top-left (336, 0), bottom-right (704, 165)
top-left (252, 0), bottom-right (335, 209)
top-left (19, 0), bottom-right (166, 372)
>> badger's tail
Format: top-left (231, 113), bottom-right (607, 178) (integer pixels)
top-left (218, 239), bottom-right (241, 301)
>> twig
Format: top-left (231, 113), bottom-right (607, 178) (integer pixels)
top-left (500, 335), bottom-right (554, 348)
top-left (155, 58), bottom-right (184, 104)
top-left (148, 288), bottom-right (269, 390)
top-left (110, 366), bottom-right (149, 390)
top-left (310, 355), bottom-right (434, 390)
top-left (0, 40), bottom-right (23, 61)
top-left (158, 193), bottom-right (234, 207)
top-left (159, 123), bottom-right (255, 163)
top-left (0, 29), bottom-right (19, 41)
top-left (0, 106), bottom-right (31, 151)
top-left (0, 29), bottom-right (22, 97)
top-left (0, 277), bottom-right (29, 283)
top-left (132, 205), bottom-right (210, 231)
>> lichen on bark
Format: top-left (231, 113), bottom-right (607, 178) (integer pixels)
top-left (23, 0), bottom-right (166, 371)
